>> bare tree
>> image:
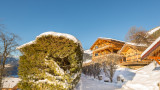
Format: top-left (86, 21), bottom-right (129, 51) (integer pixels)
top-left (0, 30), bottom-right (20, 90)
top-left (102, 53), bottom-right (122, 82)
top-left (125, 26), bottom-right (153, 46)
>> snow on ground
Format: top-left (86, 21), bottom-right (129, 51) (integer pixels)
top-left (113, 66), bottom-right (136, 82)
top-left (121, 62), bottom-right (160, 90)
top-left (75, 74), bottom-right (119, 90)
top-left (76, 66), bottom-right (137, 90)
top-left (77, 62), bottom-right (160, 90)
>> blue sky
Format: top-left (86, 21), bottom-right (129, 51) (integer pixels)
top-left (0, 0), bottom-right (160, 50)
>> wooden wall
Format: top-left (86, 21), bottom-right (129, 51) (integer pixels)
top-left (91, 39), bottom-right (124, 61)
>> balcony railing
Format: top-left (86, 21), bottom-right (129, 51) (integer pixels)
top-left (93, 45), bottom-right (113, 52)
top-left (120, 60), bottom-right (152, 66)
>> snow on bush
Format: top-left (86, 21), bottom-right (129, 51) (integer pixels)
top-left (82, 63), bottom-right (101, 79)
top-left (17, 32), bottom-right (83, 90)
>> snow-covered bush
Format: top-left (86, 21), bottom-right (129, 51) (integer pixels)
top-left (17, 32), bottom-right (83, 90)
top-left (117, 75), bottom-right (125, 83)
top-left (82, 63), bottom-right (101, 78)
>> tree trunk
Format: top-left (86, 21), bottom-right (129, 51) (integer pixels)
top-left (0, 67), bottom-right (4, 90)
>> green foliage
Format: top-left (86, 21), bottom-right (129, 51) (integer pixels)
top-left (18, 35), bottom-right (83, 90)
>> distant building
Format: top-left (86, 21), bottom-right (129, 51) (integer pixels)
top-left (119, 42), bottom-right (152, 69)
top-left (88, 26), bottom-right (160, 68)
top-left (141, 36), bottom-right (160, 65)
top-left (90, 37), bottom-right (125, 62)
top-left (2, 77), bottom-right (20, 90)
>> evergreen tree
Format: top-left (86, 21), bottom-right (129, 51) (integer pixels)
top-left (18, 33), bottom-right (83, 90)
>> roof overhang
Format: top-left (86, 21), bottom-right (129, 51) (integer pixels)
top-left (90, 37), bottom-right (125, 50)
top-left (141, 36), bottom-right (160, 59)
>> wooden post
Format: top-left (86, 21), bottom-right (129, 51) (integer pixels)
top-left (158, 82), bottom-right (160, 90)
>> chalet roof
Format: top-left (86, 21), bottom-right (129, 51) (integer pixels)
top-left (147, 26), bottom-right (160, 35)
top-left (126, 42), bottom-right (146, 47)
top-left (119, 42), bottom-right (146, 53)
top-left (141, 36), bottom-right (160, 59)
top-left (90, 37), bottom-right (125, 50)
top-left (98, 37), bottom-right (125, 43)
top-left (2, 77), bottom-right (21, 88)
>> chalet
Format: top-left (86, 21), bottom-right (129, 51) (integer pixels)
top-left (2, 77), bottom-right (20, 90)
top-left (141, 36), bottom-right (160, 65)
top-left (90, 37), bottom-right (125, 62)
top-left (119, 42), bottom-right (151, 68)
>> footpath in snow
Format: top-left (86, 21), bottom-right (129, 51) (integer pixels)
top-left (76, 74), bottom-right (119, 90)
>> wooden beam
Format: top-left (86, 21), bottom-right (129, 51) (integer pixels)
top-left (155, 59), bottom-right (160, 65)
top-left (148, 56), bottom-right (160, 65)
top-left (148, 56), bottom-right (160, 59)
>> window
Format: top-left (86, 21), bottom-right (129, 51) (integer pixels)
top-left (113, 50), bottom-right (118, 53)
top-left (95, 46), bottom-right (98, 49)
top-left (123, 57), bottom-right (126, 62)
top-left (95, 53), bottom-right (98, 56)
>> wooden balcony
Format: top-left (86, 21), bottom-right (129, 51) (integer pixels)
top-left (92, 53), bottom-right (123, 63)
top-left (93, 45), bottom-right (112, 52)
top-left (120, 60), bottom-right (152, 66)
top-left (92, 54), bottom-right (106, 61)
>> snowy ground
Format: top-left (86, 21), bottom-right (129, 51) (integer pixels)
top-left (121, 62), bottom-right (160, 90)
top-left (76, 66), bottom-right (137, 90)
top-left (76, 62), bottom-right (160, 90)
top-left (76, 74), bottom-right (120, 90)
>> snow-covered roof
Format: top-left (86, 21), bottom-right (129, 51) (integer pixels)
top-left (2, 77), bottom-right (21, 88)
top-left (17, 31), bottom-right (82, 49)
top-left (119, 42), bottom-right (146, 53)
top-left (126, 42), bottom-right (146, 47)
top-left (147, 26), bottom-right (160, 35)
top-left (98, 37), bottom-right (125, 43)
top-left (141, 36), bottom-right (160, 58)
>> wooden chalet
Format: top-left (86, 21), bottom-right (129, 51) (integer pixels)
top-left (119, 42), bottom-right (151, 68)
top-left (2, 78), bottom-right (20, 90)
top-left (2, 85), bottom-right (18, 90)
top-left (90, 37), bottom-right (125, 62)
top-left (141, 36), bottom-right (160, 65)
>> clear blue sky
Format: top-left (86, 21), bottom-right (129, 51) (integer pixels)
top-left (0, 0), bottom-right (160, 50)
